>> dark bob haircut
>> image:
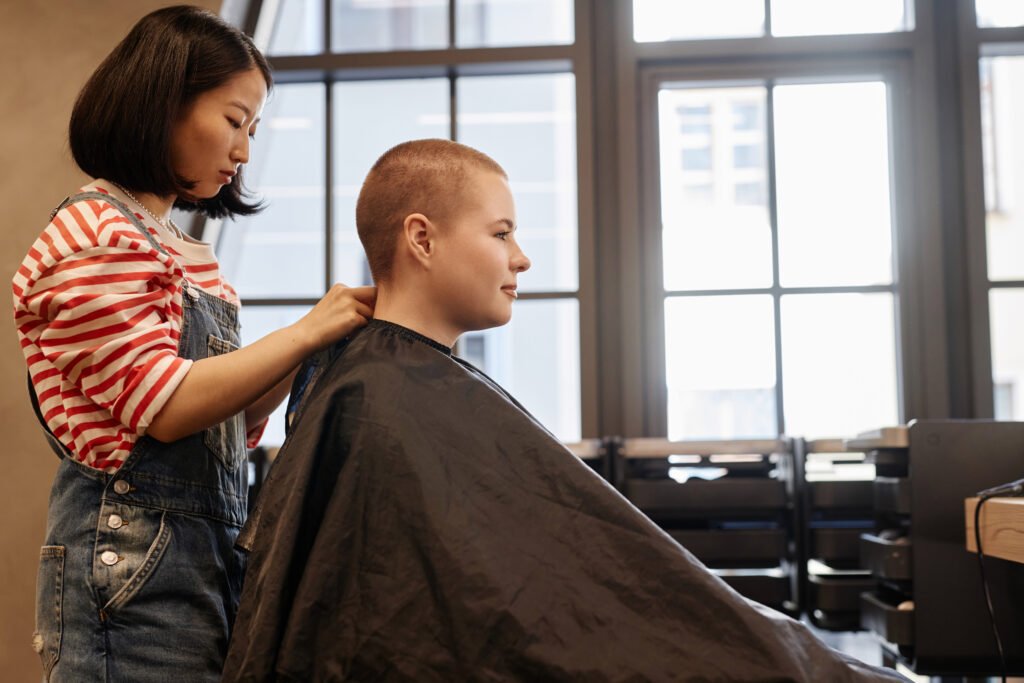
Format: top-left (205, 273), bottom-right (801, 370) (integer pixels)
top-left (69, 5), bottom-right (273, 219)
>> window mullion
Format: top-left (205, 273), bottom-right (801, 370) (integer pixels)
top-left (323, 0), bottom-right (334, 293)
top-left (766, 80), bottom-right (786, 435)
top-left (325, 81), bottom-right (334, 293)
top-left (449, 72), bottom-right (458, 141)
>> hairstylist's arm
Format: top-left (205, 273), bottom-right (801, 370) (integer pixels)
top-left (147, 284), bottom-right (375, 443)
top-left (242, 368), bottom-right (300, 432)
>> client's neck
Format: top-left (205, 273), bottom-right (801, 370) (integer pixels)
top-left (373, 284), bottom-right (460, 348)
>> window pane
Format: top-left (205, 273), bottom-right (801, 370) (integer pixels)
top-left (261, 0), bottom-right (324, 56)
top-left (980, 55), bottom-right (1024, 281)
top-left (457, 74), bottom-right (578, 292)
top-left (633, 0), bottom-right (764, 42)
top-left (772, 0), bottom-right (910, 36)
top-left (457, 0), bottom-right (573, 47)
top-left (976, 0), bottom-right (1024, 28)
top-left (774, 81), bottom-right (894, 288)
top-left (220, 84), bottom-right (326, 298)
top-left (665, 295), bottom-right (777, 440)
top-left (781, 293), bottom-right (898, 439)
top-left (331, 0), bottom-right (447, 52)
top-left (239, 305), bottom-right (312, 447)
top-left (459, 299), bottom-right (581, 441)
top-left (332, 79), bottom-right (450, 287)
top-left (659, 85), bottom-right (772, 291)
top-left (990, 289), bottom-right (1024, 420)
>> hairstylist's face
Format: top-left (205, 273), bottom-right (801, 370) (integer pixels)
top-left (170, 67), bottom-right (267, 199)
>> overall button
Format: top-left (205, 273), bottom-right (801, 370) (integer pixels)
top-left (100, 550), bottom-right (119, 566)
top-left (112, 480), bottom-right (130, 495)
top-left (107, 514), bottom-right (123, 530)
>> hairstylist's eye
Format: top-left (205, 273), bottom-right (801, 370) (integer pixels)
top-left (495, 231), bottom-right (510, 241)
top-left (227, 117), bottom-right (241, 129)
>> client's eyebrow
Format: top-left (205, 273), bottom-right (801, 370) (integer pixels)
top-left (493, 218), bottom-right (516, 231)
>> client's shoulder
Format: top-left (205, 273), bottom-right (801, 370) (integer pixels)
top-left (313, 323), bottom-right (448, 394)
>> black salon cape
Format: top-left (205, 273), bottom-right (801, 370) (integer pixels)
top-left (223, 320), bottom-right (905, 683)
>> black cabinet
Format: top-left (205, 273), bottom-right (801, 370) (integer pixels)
top-left (851, 420), bottom-right (1024, 677)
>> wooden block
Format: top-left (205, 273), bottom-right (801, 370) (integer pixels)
top-left (964, 496), bottom-right (1024, 565)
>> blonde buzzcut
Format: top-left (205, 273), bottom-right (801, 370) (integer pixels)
top-left (356, 139), bottom-right (507, 283)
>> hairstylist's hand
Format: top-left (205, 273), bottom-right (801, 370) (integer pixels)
top-left (294, 284), bottom-right (376, 351)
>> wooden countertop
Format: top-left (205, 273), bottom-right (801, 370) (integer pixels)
top-left (965, 496), bottom-right (1024, 565)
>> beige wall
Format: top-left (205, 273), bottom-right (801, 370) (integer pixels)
top-left (0, 1), bottom-right (220, 678)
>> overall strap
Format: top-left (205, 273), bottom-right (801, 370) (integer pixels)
top-left (27, 372), bottom-right (71, 460)
top-left (51, 191), bottom-right (171, 257)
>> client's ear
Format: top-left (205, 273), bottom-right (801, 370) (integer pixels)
top-left (402, 213), bottom-right (436, 268)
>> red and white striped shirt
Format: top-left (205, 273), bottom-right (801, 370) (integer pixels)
top-left (13, 181), bottom-right (262, 472)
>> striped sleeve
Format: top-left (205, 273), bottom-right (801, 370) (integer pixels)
top-left (246, 419), bottom-right (268, 449)
top-left (13, 198), bottom-right (192, 436)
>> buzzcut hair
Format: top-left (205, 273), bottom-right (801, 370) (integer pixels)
top-left (355, 139), bottom-right (507, 283)
top-left (69, 5), bottom-right (272, 219)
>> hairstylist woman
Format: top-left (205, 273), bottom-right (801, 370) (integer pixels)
top-left (12, 6), bottom-right (374, 681)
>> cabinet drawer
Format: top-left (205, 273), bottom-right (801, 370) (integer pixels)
top-left (860, 533), bottom-right (912, 581)
top-left (809, 573), bottom-right (875, 612)
top-left (716, 569), bottom-right (791, 608)
top-left (668, 528), bottom-right (786, 565)
top-left (627, 478), bottom-right (787, 513)
top-left (860, 592), bottom-right (913, 646)
top-left (809, 480), bottom-right (873, 510)
top-left (812, 527), bottom-right (868, 563)
top-left (874, 477), bottom-right (911, 515)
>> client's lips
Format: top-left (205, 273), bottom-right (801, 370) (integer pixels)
top-left (501, 285), bottom-right (518, 299)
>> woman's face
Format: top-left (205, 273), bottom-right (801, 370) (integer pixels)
top-left (430, 169), bottom-right (531, 336)
top-left (170, 67), bottom-right (268, 200)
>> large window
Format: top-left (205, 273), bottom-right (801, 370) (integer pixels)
top-left (651, 76), bottom-right (900, 440)
top-left (218, 0), bottom-right (589, 445)
top-left (969, 1), bottom-right (1024, 420)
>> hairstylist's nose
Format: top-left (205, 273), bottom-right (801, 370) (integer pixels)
top-left (232, 136), bottom-right (250, 165)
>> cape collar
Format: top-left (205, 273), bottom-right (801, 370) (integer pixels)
top-left (368, 319), bottom-right (453, 356)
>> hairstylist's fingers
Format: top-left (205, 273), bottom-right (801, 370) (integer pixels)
top-left (326, 282), bottom-right (348, 297)
top-left (355, 303), bottom-right (374, 320)
top-left (349, 285), bottom-right (377, 305)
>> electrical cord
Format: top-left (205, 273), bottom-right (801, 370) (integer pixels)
top-left (973, 493), bottom-right (1006, 683)
top-left (973, 476), bottom-right (1023, 683)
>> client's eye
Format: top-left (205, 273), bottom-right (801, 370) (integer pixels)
top-left (227, 118), bottom-right (242, 129)
top-left (495, 231), bottom-right (510, 241)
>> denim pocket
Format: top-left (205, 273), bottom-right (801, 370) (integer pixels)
top-left (203, 333), bottom-right (247, 472)
top-left (99, 509), bottom-right (172, 614)
top-left (34, 545), bottom-right (64, 679)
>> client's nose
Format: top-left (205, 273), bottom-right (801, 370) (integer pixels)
top-left (511, 247), bottom-right (531, 273)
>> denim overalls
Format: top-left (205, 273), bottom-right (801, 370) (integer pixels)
top-left (31, 193), bottom-right (248, 682)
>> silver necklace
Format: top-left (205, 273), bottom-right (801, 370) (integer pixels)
top-left (110, 182), bottom-right (184, 241)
